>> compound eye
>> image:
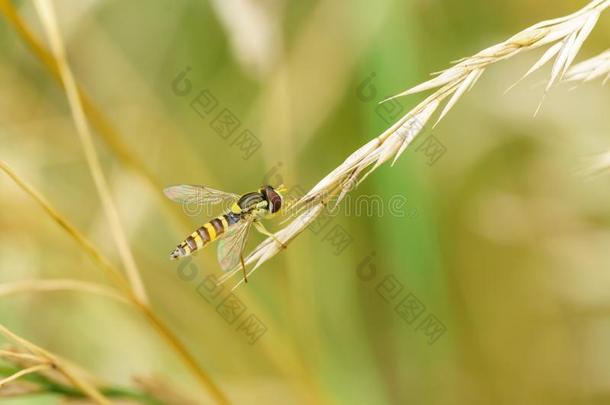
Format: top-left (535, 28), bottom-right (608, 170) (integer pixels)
top-left (266, 188), bottom-right (282, 213)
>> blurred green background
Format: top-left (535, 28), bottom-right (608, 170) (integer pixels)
top-left (1, 0), bottom-right (609, 404)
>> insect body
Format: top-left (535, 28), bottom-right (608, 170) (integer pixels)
top-left (164, 184), bottom-right (285, 282)
top-left (171, 210), bottom-right (240, 260)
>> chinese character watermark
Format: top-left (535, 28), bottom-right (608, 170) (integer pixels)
top-left (356, 251), bottom-right (447, 345)
top-left (177, 257), bottom-right (267, 345)
top-left (172, 66), bottom-right (262, 160)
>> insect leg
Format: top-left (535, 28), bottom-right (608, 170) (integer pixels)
top-left (254, 222), bottom-right (287, 249)
top-left (240, 254), bottom-right (248, 283)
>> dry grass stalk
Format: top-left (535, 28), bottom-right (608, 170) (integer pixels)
top-left (1, 345), bottom-right (175, 403)
top-left (0, 325), bottom-right (110, 404)
top-left (0, 0), bottom-right (194, 233)
top-left (134, 376), bottom-right (201, 405)
top-left (0, 378), bottom-right (40, 397)
top-left (0, 279), bottom-right (128, 304)
top-left (220, 0), bottom-right (610, 287)
top-left (2, 3), bottom-right (332, 397)
top-left (0, 4), bottom-right (311, 400)
top-left (0, 160), bottom-right (132, 296)
top-left (0, 364), bottom-right (51, 388)
top-left (0, 161), bottom-right (231, 405)
top-left (33, 0), bottom-right (148, 305)
top-left (564, 48), bottom-right (610, 84)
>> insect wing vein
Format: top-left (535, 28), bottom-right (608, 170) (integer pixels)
top-left (216, 219), bottom-right (252, 272)
top-left (164, 184), bottom-right (239, 209)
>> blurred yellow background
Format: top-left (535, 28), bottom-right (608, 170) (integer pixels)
top-left (1, 0), bottom-right (609, 404)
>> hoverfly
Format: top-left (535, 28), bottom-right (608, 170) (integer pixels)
top-left (164, 184), bottom-right (287, 282)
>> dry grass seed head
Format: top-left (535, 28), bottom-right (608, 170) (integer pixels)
top-left (221, 0), bottom-right (610, 287)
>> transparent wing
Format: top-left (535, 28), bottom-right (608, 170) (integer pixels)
top-left (216, 219), bottom-right (253, 272)
top-left (163, 184), bottom-right (239, 207)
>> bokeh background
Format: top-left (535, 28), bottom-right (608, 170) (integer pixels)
top-left (1, 0), bottom-right (609, 404)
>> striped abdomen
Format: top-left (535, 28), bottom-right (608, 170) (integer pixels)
top-left (170, 213), bottom-right (240, 260)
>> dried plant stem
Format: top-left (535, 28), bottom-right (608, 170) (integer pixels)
top-left (34, 0), bottom-right (147, 304)
top-left (0, 161), bottom-right (231, 405)
top-left (0, 1), bottom-right (246, 396)
top-left (0, 0), bottom-right (193, 233)
top-left (0, 363), bottom-right (165, 403)
top-left (136, 305), bottom-right (231, 405)
top-left (0, 350), bottom-right (42, 363)
top-left (0, 3), bottom-right (245, 397)
top-left (1, 4), bottom-right (354, 402)
top-left (222, 0), bottom-right (610, 286)
top-left (0, 364), bottom-right (50, 387)
top-left (0, 160), bottom-right (132, 296)
top-left (0, 324), bottom-right (111, 404)
top-left (1, 2), bottom-right (327, 393)
top-left (0, 279), bottom-right (128, 304)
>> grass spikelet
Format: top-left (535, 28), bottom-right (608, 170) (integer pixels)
top-left (221, 0), bottom-right (610, 287)
top-left (564, 49), bottom-right (610, 84)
